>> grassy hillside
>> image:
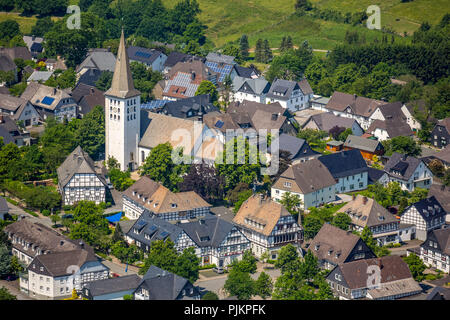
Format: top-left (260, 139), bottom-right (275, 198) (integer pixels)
top-left (162, 0), bottom-right (447, 49)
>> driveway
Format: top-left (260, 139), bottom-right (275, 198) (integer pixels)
top-left (100, 258), bottom-right (140, 276)
top-left (6, 201), bottom-right (54, 228)
top-left (388, 239), bottom-right (423, 257)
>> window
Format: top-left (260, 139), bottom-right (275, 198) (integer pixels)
top-left (284, 182), bottom-right (292, 188)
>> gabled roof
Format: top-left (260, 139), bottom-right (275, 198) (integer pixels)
top-left (435, 118), bottom-right (450, 134)
top-left (105, 30), bottom-right (140, 99)
top-left (318, 149), bottom-right (368, 179)
top-left (344, 135), bottom-right (383, 153)
top-left (297, 78), bottom-right (313, 95)
top-left (181, 215), bottom-right (237, 248)
top-left (164, 52), bottom-right (196, 68)
top-left (123, 176), bottom-right (211, 214)
top-left (309, 223), bottom-right (374, 265)
top-left (404, 196), bottom-right (447, 222)
top-left (233, 194), bottom-right (293, 236)
top-left (383, 152), bottom-right (423, 180)
top-left (30, 249), bottom-right (101, 277)
top-left (306, 112), bottom-right (360, 133)
top-left (427, 286), bottom-right (450, 300)
top-left (76, 49), bottom-right (116, 73)
top-left (84, 274), bottom-right (141, 297)
top-left (0, 47), bottom-right (32, 61)
top-left (427, 184), bottom-right (450, 212)
top-left (269, 134), bottom-right (317, 160)
top-left (368, 167), bottom-right (387, 184)
top-left (138, 265), bottom-right (194, 299)
top-left (228, 100), bottom-right (286, 118)
top-left (127, 46), bottom-right (163, 64)
top-left (27, 70), bottom-right (53, 82)
top-left (422, 227), bottom-right (450, 256)
top-left (367, 118), bottom-right (413, 138)
top-left (158, 94), bottom-right (218, 119)
top-left (0, 196), bottom-right (8, 213)
top-left (266, 79), bottom-right (299, 101)
top-left (126, 210), bottom-right (184, 247)
top-left (235, 77), bottom-right (270, 96)
top-left (327, 91), bottom-right (385, 117)
top-left (234, 65), bottom-right (258, 78)
top-left (57, 146), bottom-right (107, 188)
top-left (338, 195), bottom-right (398, 229)
top-left (0, 93), bottom-right (29, 113)
top-left (206, 52), bottom-right (235, 65)
top-left (331, 255), bottom-right (418, 290)
top-left (77, 68), bottom-right (104, 87)
top-left (20, 82), bottom-right (74, 111)
top-left (274, 159), bottom-right (336, 194)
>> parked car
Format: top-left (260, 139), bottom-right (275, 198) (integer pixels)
top-left (213, 267), bottom-right (224, 274)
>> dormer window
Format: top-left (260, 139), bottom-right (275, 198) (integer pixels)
top-left (171, 203), bottom-right (177, 208)
top-left (315, 244), bottom-right (320, 251)
top-left (284, 182), bottom-right (292, 188)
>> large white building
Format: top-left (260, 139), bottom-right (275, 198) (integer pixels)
top-left (104, 30), bottom-right (142, 171)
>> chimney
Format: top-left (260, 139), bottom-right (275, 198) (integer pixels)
top-left (79, 241), bottom-right (84, 249)
top-left (53, 87), bottom-right (57, 95)
top-left (363, 196), bottom-right (368, 205)
top-left (60, 240), bottom-right (64, 246)
top-left (90, 87), bottom-right (95, 94)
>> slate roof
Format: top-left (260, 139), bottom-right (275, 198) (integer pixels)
top-left (20, 82), bottom-right (74, 111)
top-left (57, 146), bottom-right (107, 188)
top-left (0, 125), bottom-right (15, 144)
top-left (0, 55), bottom-right (15, 72)
top-left (71, 83), bottom-right (105, 114)
top-left (30, 248), bottom-right (101, 277)
top-left (326, 92), bottom-right (385, 117)
top-left (4, 218), bottom-right (86, 256)
top-left (422, 227), bottom-right (450, 256)
top-left (367, 167), bottom-right (387, 184)
top-left (338, 195), bottom-right (398, 229)
top-left (0, 196), bottom-right (8, 213)
top-left (234, 77), bottom-right (270, 96)
top-left (331, 255), bottom-right (419, 290)
top-left (126, 210), bottom-right (184, 247)
top-left (181, 215), bottom-right (236, 248)
top-left (367, 118), bottom-right (413, 138)
top-left (27, 71), bottom-right (53, 82)
top-left (430, 145), bottom-right (450, 165)
top-left (297, 79), bottom-right (313, 95)
top-left (233, 194), bottom-right (292, 236)
top-left (318, 149), bottom-right (368, 179)
top-left (0, 93), bottom-right (29, 113)
top-left (383, 152), bottom-right (423, 181)
top-left (77, 68), bottom-right (104, 87)
top-left (76, 49), bottom-right (116, 73)
top-left (127, 46), bottom-right (163, 64)
top-left (273, 159), bottom-right (336, 194)
top-left (234, 65), bottom-right (258, 78)
top-left (268, 133), bottom-right (319, 160)
top-left (404, 196), bottom-right (447, 222)
top-left (306, 112), bottom-right (361, 133)
top-left (228, 100), bottom-right (287, 118)
top-left (427, 184), bottom-right (450, 213)
top-left (309, 224), bottom-right (374, 265)
top-left (206, 52), bottom-right (235, 65)
top-left (84, 274), bottom-right (141, 297)
top-left (123, 176), bottom-right (211, 215)
top-left (344, 135), bottom-right (383, 153)
top-left (164, 52), bottom-right (196, 68)
top-left (427, 286), bottom-right (450, 300)
top-left (436, 118), bottom-right (450, 134)
top-left (23, 36), bottom-right (44, 51)
top-left (0, 47), bottom-right (32, 61)
top-left (266, 78), bottom-right (299, 101)
top-left (138, 265), bottom-right (194, 300)
top-left (158, 94), bottom-right (218, 119)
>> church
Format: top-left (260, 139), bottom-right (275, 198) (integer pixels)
top-left (104, 30), bottom-right (221, 171)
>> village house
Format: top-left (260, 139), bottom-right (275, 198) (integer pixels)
top-left (265, 78), bottom-right (313, 111)
top-left (155, 94), bottom-right (219, 120)
top-left (57, 146), bottom-right (108, 206)
top-left (4, 217), bottom-right (88, 265)
top-left (162, 51), bottom-right (198, 74)
top-left (27, 70), bottom-right (53, 84)
top-left (20, 82), bottom-right (78, 121)
top-left (134, 265), bottom-right (200, 300)
top-left (127, 46), bottom-right (167, 72)
top-left (271, 159), bottom-right (336, 209)
top-left (381, 153), bottom-right (433, 191)
top-left (0, 114), bottom-right (31, 146)
top-left (0, 54), bottom-right (17, 86)
top-left (307, 223), bottom-right (376, 271)
top-left (326, 255), bottom-right (422, 300)
top-left (418, 227), bottom-right (450, 273)
top-left (82, 274), bottom-right (142, 300)
top-left (232, 76), bottom-right (270, 104)
top-left (337, 195), bottom-right (415, 245)
top-left (367, 102), bottom-right (414, 141)
top-left (205, 52), bottom-right (237, 84)
top-left (318, 149), bottom-right (369, 194)
top-left (0, 196), bottom-right (9, 220)
top-left (428, 184), bottom-right (450, 219)
top-left (0, 93), bottom-right (40, 126)
top-left (400, 196), bottom-right (447, 241)
top-left (71, 83), bottom-right (105, 117)
top-left (22, 36), bottom-right (44, 59)
top-left (122, 176), bottom-right (211, 221)
top-left (343, 135), bottom-right (384, 161)
top-left (312, 92), bottom-right (385, 130)
top-left (76, 48), bottom-right (116, 76)
top-left (234, 65), bottom-right (259, 79)
top-left (431, 118), bottom-right (450, 149)
top-left (326, 140), bottom-right (343, 153)
top-left (22, 248), bottom-right (109, 299)
top-left (401, 100), bottom-right (425, 132)
top-left (162, 59), bottom-right (218, 100)
top-left (233, 194), bottom-right (303, 260)
top-left (268, 133), bottom-right (320, 164)
top-left (302, 112), bottom-right (364, 136)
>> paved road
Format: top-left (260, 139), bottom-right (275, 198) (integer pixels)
top-left (0, 280), bottom-right (34, 300)
top-left (6, 201), bottom-right (54, 228)
top-left (100, 259), bottom-right (139, 276)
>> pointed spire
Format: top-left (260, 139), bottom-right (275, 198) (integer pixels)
top-left (105, 29), bottom-right (140, 98)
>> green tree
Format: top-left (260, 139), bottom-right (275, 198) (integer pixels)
top-left (298, 250), bottom-right (319, 281)
top-left (234, 250), bottom-right (257, 274)
top-left (239, 34), bottom-right (249, 61)
top-left (331, 212), bottom-right (351, 231)
top-left (403, 253), bottom-right (426, 281)
top-left (382, 136), bottom-right (422, 157)
top-left (277, 192), bottom-right (302, 215)
top-left (0, 287), bottom-right (16, 300)
top-left (201, 291), bottom-right (219, 300)
top-left (74, 105), bottom-right (105, 160)
top-left (50, 214), bottom-right (61, 227)
top-left (254, 39), bottom-right (264, 63)
top-left (303, 215), bottom-right (323, 239)
top-left (195, 80), bottom-right (218, 105)
top-left (0, 20), bottom-right (20, 41)
top-left (223, 268), bottom-right (255, 300)
top-left (174, 247), bottom-right (200, 283)
top-left (31, 16), bottom-right (54, 37)
top-left (139, 239), bottom-right (178, 275)
top-left (233, 189), bottom-right (253, 213)
top-left (0, 245), bottom-right (11, 276)
top-left (275, 244), bottom-right (299, 274)
top-left (254, 272), bottom-right (273, 299)
top-left (95, 71), bottom-right (113, 91)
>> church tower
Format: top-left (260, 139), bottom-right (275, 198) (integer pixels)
top-left (105, 30), bottom-right (141, 171)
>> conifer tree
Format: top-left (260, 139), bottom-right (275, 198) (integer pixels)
top-left (239, 34), bottom-right (249, 61)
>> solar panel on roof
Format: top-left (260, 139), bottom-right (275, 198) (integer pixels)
top-left (145, 225), bottom-right (158, 236)
top-left (41, 96), bottom-right (55, 105)
top-left (135, 51), bottom-right (152, 58)
top-left (215, 120), bottom-right (224, 128)
top-left (141, 100), bottom-right (168, 110)
top-left (160, 231), bottom-right (169, 239)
